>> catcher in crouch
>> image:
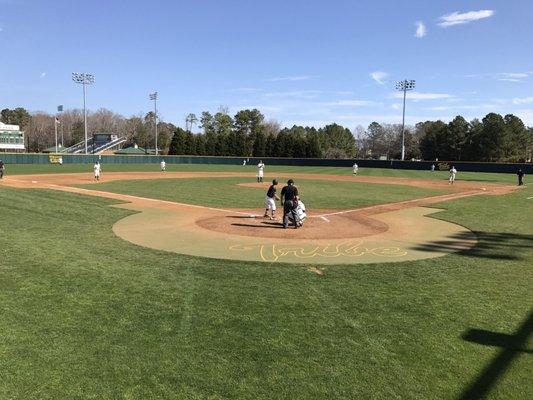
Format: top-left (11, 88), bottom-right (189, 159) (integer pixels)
top-left (288, 196), bottom-right (307, 227)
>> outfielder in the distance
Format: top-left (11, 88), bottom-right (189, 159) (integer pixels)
top-left (353, 162), bottom-right (358, 175)
top-left (263, 179), bottom-right (280, 220)
top-left (160, 159), bottom-right (166, 172)
top-left (93, 161), bottom-right (102, 181)
top-left (0, 159), bottom-right (5, 179)
top-left (257, 160), bottom-right (265, 182)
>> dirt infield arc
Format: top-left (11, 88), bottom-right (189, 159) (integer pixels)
top-left (1, 171), bottom-right (518, 265)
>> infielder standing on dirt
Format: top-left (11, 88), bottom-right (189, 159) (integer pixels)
top-left (93, 161), bottom-right (102, 181)
top-left (0, 159), bottom-right (5, 179)
top-left (449, 165), bottom-right (457, 184)
top-left (263, 179), bottom-right (280, 220)
top-left (257, 160), bottom-right (265, 182)
top-left (280, 179), bottom-right (299, 229)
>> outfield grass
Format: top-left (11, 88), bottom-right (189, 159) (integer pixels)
top-left (0, 172), bottom-right (531, 399)
top-left (3, 162), bottom-right (522, 184)
top-left (79, 177), bottom-right (445, 209)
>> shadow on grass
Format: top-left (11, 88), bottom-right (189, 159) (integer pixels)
top-left (411, 231), bottom-right (533, 261)
top-left (459, 311), bottom-right (533, 400)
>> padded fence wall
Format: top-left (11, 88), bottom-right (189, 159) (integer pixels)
top-left (1, 152), bottom-right (532, 173)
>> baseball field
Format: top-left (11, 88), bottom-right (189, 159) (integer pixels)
top-left (0, 163), bottom-right (531, 399)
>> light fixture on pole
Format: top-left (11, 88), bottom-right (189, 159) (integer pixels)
top-left (395, 79), bottom-right (415, 161)
top-left (72, 73), bottom-right (95, 154)
top-left (149, 91), bottom-right (158, 156)
top-left (57, 105), bottom-right (64, 147)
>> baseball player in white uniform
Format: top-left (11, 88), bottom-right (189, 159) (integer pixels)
top-left (449, 166), bottom-right (457, 184)
top-left (160, 159), bottom-right (166, 171)
top-left (257, 160), bottom-right (265, 183)
top-left (353, 162), bottom-right (359, 175)
top-left (93, 161), bottom-right (102, 181)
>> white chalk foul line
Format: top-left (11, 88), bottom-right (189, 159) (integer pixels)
top-left (41, 184), bottom-right (255, 217)
top-left (313, 190), bottom-right (485, 218)
top-left (527, 196), bottom-right (533, 200)
top-left (320, 216), bottom-right (330, 223)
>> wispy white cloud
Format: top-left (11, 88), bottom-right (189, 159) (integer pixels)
top-left (230, 87), bottom-right (263, 93)
top-left (392, 92), bottom-right (454, 100)
top-left (514, 109), bottom-right (533, 125)
top-left (323, 100), bottom-right (377, 107)
top-left (424, 104), bottom-right (501, 111)
top-left (438, 10), bottom-right (494, 27)
top-left (264, 90), bottom-right (322, 99)
top-left (465, 71), bottom-right (530, 82)
top-left (502, 73), bottom-right (529, 79)
top-left (512, 97), bottom-right (533, 105)
top-left (370, 71), bottom-right (389, 85)
top-left (498, 72), bottom-right (529, 82)
top-left (40, 72), bottom-right (46, 78)
top-left (268, 75), bottom-right (312, 82)
top-left (414, 21), bottom-right (427, 38)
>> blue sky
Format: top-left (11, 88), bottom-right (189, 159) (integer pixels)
top-left (1, 0), bottom-right (532, 128)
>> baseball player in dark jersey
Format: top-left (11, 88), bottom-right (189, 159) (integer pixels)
top-left (517, 169), bottom-right (525, 186)
top-left (263, 179), bottom-right (280, 219)
top-left (280, 179), bottom-right (299, 229)
top-left (0, 160), bottom-right (5, 179)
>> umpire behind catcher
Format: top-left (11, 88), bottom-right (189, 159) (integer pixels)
top-left (280, 179), bottom-right (299, 229)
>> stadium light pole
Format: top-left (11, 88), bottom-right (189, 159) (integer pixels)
top-left (72, 73), bottom-right (95, 154)
top-left (395, 79), bottom-right (415, 161)
top-left (57, 105), bottom-right (64, 147)
top-left (149, 92), bottom-right (158, 156)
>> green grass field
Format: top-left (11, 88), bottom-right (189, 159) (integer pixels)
top-left (81, 177), bottom-right (444, 209)
top-left (3, 162), bottom-right (522, 184)
top-left (0, 164), bottom-right (531, 399)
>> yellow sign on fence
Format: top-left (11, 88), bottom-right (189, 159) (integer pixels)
top-left (49, 155), bottom-right (63, 164)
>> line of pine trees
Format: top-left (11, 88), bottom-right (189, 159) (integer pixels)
top-left (168, 109), bottom-right (357, 158)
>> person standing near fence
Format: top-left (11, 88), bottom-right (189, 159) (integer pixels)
top-left (517, 169), bottom-right (525, 186)
top-left (0, 160), bottom-right (5, 179)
